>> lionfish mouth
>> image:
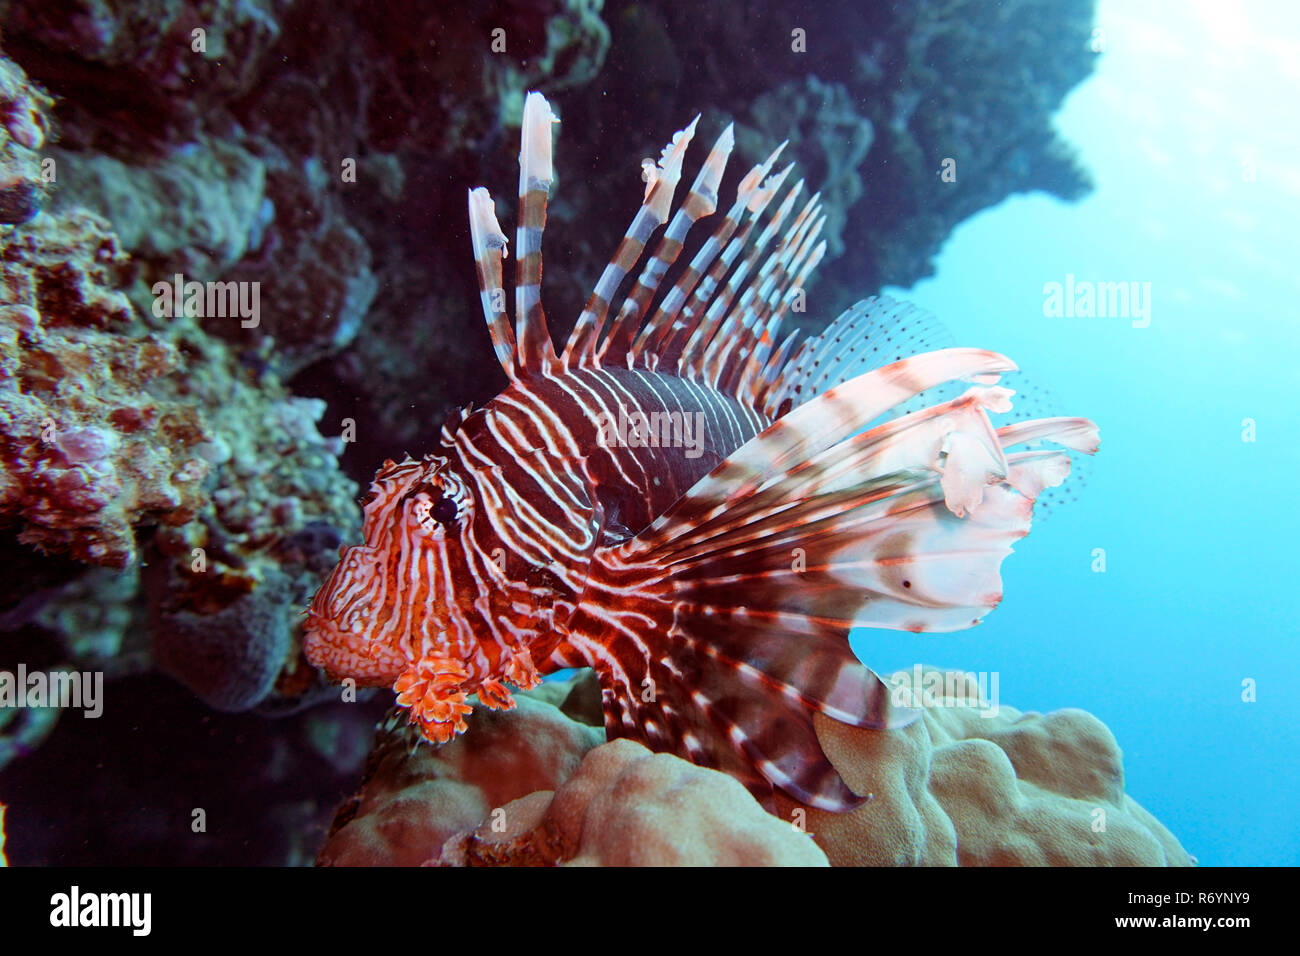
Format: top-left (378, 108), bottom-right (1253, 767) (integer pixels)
top-left (301, 607), bottom-right (407, 686)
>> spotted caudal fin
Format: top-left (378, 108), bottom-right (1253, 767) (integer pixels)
top-left (576, 348), bottom-right (1099, 809)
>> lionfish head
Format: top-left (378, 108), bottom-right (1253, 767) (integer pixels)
top-left (303, 454), bottom-right (467, 691)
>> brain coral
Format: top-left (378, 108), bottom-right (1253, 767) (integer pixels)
top-left (319, 668), bottom-right (1192, 867)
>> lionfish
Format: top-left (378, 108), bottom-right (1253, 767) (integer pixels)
top-left (304, 92), bottom-right (1099, 810)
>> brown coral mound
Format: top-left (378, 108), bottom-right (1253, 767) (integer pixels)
top-left (321, 668), bottom-right (1192, 867)
top-left (772, 668), bottom-right (1194, 867)
top-left (317, 683), bottom-right (604, 867)
top-left (438, 738), bottom-right (829, 867)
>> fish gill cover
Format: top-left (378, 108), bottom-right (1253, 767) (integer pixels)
top-left (0, 0), bottom-right (1206, 870)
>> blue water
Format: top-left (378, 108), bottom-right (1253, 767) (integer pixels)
top-left (851, 0), bottom-right (1300, 866)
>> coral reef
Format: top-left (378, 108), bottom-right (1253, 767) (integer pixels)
top-left (219, 147), bottom-right (376, 376)
top-left (0, 0), bottom-right (285, 149)
top-left (0, 209), bottom-right (209, 567)
top-left (46, 135), bottom-right (267, 277)
top-left (0, 52), bottom-right (50, 224)
top-left (736, 76), bottom-right (874, 258)
top-left (47, 135), bottom-right (376, 377)
top-left (317, 669), bottom-right (1192, 867)
top-left (0, 798), bottom-right (7, 865)
top-left (0, 197), bottom-right (358, 713)
top-left (144, 379), bottom-right (359, 712)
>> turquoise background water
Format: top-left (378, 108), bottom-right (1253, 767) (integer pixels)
top-left (851, 0), bottom-right (1299, 866)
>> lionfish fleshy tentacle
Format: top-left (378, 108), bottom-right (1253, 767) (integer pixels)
top-left (394, 656), bottom-right (475, 743)
top-left (561, 116), bottom-right (697, 370)
top-left (515, 91), bottom-right (561, 374)
top-left (468, 187), bottom-right (516, 378)
top-left (477, 677), bottom-right (518, 711)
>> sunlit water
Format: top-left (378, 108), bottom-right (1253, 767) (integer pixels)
top-left (848, 0), bottom-right (1300, 866)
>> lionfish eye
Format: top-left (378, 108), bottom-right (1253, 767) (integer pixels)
top-left (430, 494), bottom-right (458, 526)
top-left (401, 481), bottom-right (459, 529)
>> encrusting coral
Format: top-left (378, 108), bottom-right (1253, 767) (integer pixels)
top-left (0, 53), bottom-right (50, 225)
top-left (0, 208), bottom-right (210, 567)
top-left (1, 198), bottom-right (359, 712)
top-left (319, 669), bottom-right (1193, 867)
